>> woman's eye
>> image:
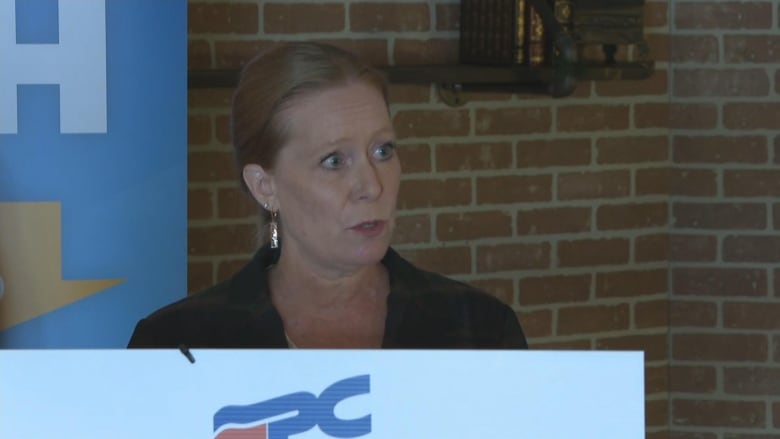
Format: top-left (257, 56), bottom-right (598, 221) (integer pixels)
top-left (372, 142), bottom-right (396, 161)
top-left (320, 153), bottom-right (344, 169)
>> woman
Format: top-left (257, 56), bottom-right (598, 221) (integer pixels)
top-left (128, 42), bottom-right (527, 349)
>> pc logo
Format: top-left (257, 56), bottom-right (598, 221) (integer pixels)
top-left (213, 375), bottom-right (371, 439)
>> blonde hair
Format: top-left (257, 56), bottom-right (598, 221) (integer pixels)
top-left (231, 42), bottom-right (388, 190)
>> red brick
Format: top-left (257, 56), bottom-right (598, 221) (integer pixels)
top-left (772, 204), bottom-right (780, 230)
top-left (436, 142), bottom-right (512, 172)
top-left (597, 202), bottom-right (667, 230)
top-left (217, 258), bottom-right (250, 283)
top-left (646, 365), bottom-right (669, 394)
top-left (531, 339), bottom-right (592, 350)
top-left (673, 268), bottom-right (767, 297)
top-left (476, 243), bottom-right (551, 272)
top-left (518, 309), bottom-right (553, 338)
top-left (558, 170), bottom-right (630, 200)
top-left (394, 109), bottom-right (469, 138)
top-left (597, 333), bottom-right (668, 362)
top-left (674, 68), bottom-right (770, 97)
top-left (397, 143), bottom-right (431, 174)
top-left (189, 2), bottom-right (259, 34)
top-left (670, 234), bottom-right (717, 262)
top-left (673, 202), bottom-right (766, 229)
top-left (318, 39), bottom-right (390, 67)
top-left (670, 433), bottom-right (716, 439)
top-left (672, 399), bottom-right (766, 428)
top-left (597, 136), bottom-right (668, 164)
top-left (557, 105), bottom-right (630, 132)
top-left (673, 334), bottom-right (768, 362)
top-left (595, 69), bottom-right (668, 97)
top-left (188, 188), bottom-right (213, 220)
top-left (397, 246), bottom-right (471, 275)
top-left (558, 238), bottom-right (630, 267)
top-left (674, 135), bottom-right (768, 164)
top-left (188, 224), bottom-right (257, 256)
top-left (724, 302), bottom-right (780, 330)
top-left (636, 233), bottom-right (669, 262)
top-left (516, 207), bottom-right (591, 235)
top-left (646, 398), bottom-right (669, 427)
top-left (393, 38), bottom-right (458, 64)
top-left (637, 168), bottom-right (718, 197)
top-left (671, 300), bottom-right (718, 327)
top-left (776, 401), bottom-right (780, 428)
top-left (264, 3), bottom-right (344, 33)
top-left (437, 211), bottom-right (512, 241)
top-left (392, 214), bottom-right (431, 245)
top-left (517, 274), bottom-right (591, 306)
top-left (725, 35), bottom-right (780, 63)
top-left (215, 115), bottom-right (230, 144)
top-left (188, 89), bottom-right (232, 108)
top-left (215, 39), bottom-right (389, 69)
top-left (557, 304), bottom-right (630, 335)
top-left (647, 33), bottom-right (671, 62)
top-left (398, 178), bottom-right (471, 209)
top-left (724, 236), bottom-right (780, 263)
top-left (475, 108), bottom-right (552, 135)
top-left (645, 1), bottom-right (668, 27)
top-left (636, 299), bottom-right (669, 329)
top-left (725, 170), bottom-right (780, 196)
top-left (387, 84), bottom-right (430, 104)
top-left (449, 90), bottom-right (512, 104)
top-left (188, 114), bottom-right (211, 146)
top-left (775, 268), bottom-right (780, 298)
top-left (675, 2), bottom-right (773, 29)
top-left (670, 366), bottom-right (717, 393)
top-left (214, 40), bottom-right (278, 69)
top-left (724, 104), bottom-right (780, 130)
top-left (435, 3), bottom-right (460, 31)
top-left (350, 3), bottom-right (429, 32)
top-left (187, 261), bottom-right (213, 294)
top-left (776, 136), bottom-right (780, 164)
top-left (476, 175), bottom-right (552, 204)
top-left (189, 151), bottom-right (237, 183)
top-left (217, 188), bottom-right (257, 219)
top-left (596, 269), bottom-right (668, 298)
top-left (517, 139), bottom-right (591, 167)
top-left (637, 103), bottom-right (719, 129)
top-left (470, 278), bottom-right (514, 305)
top-left (670, 35), bottom-right (719, 63)
top-left (634, 103), bottom-right (668, 128)
top-left (188, 39), bottom-right (211, 69)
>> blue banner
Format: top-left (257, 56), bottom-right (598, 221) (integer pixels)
top-left (0, 0), bottom-right (187, 347)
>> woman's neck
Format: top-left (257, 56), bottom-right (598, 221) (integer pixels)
top-left (267, 251), bottom-right (390, 348)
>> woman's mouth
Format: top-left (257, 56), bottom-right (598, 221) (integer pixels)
top-left (350, 220), bottom-right (386, 236)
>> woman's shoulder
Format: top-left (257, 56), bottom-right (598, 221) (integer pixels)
top-left (384, 247), bottom-right (509, 307)
top-left (383, 248), bottom-right (528, 349)
top-left (127, 250), bottom-right (279, 348)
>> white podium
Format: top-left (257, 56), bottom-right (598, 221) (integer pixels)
top-left (0, 349), bottom-right (644, 438)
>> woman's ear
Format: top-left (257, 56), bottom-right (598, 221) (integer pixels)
top-left (243, 164), bottom-right (275, 207)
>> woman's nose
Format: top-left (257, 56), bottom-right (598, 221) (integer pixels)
top-left (352, 160), bottom-right (382, 201)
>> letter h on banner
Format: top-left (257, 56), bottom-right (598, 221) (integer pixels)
top-left (0, 0), bottom-right (107, 134)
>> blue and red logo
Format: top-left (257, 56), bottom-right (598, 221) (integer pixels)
top-left (214, 374), bottom-right (371, 439)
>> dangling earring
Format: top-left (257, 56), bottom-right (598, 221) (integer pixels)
top-left (269, 210), bottom-right (279, 249)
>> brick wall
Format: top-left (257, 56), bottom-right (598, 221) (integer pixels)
top-left (668, 1), bottom-right (780, 438)
top-left (186, 1), bottom-right (778, 437)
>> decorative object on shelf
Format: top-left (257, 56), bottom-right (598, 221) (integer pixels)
top-left (188, 0), bottom-right (653, 103)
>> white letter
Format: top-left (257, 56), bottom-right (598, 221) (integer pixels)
top-left (0, 0), bottom-right (107, 134)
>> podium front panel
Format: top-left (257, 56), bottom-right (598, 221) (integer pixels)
top-left (0, 349), bottom-right (644, 438)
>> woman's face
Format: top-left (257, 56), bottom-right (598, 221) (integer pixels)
top-left (261, 81), bottom-right (400, 275)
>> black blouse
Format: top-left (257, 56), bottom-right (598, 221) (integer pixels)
top-left (128, 246), bottom-right (528, 349)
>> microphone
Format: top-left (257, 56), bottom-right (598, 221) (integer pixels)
top-left (178, 344), bottom-right (196, 364)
